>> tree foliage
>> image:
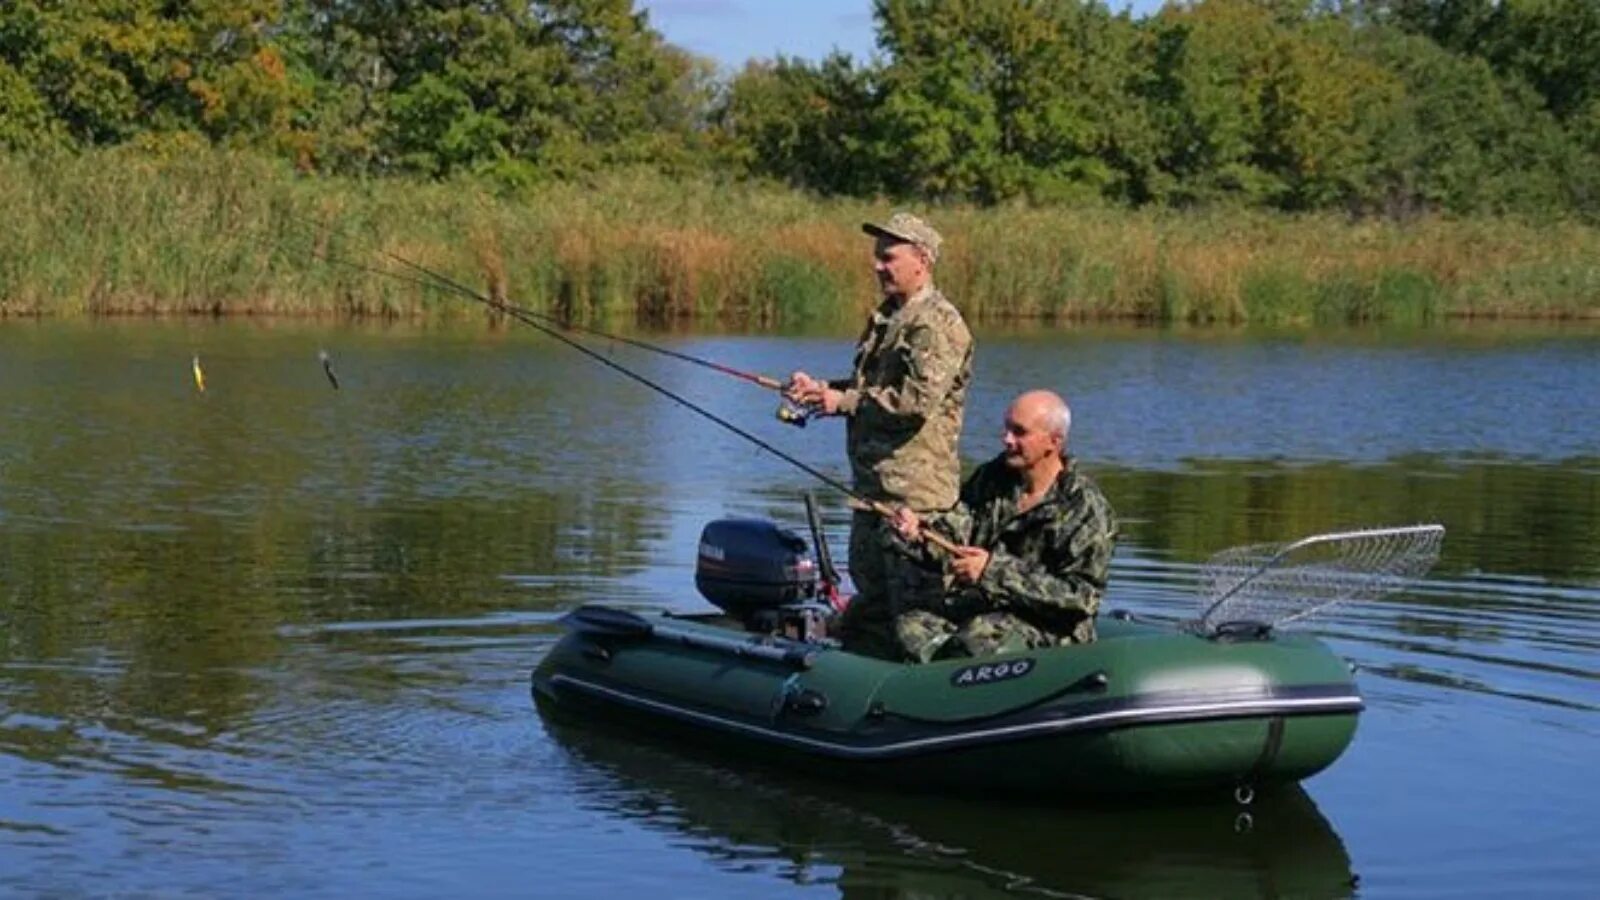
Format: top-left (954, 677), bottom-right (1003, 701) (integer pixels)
top-left (0, 1), bottom-right (300, 151)
top-left (282, 0), bottom-right (698, 177)
top-left (0, 0), bottom-right (1594, 218)
top-left (870, 0), bottom-right (1153, 203)
top-left (714, 53), bottom-right (881, 196)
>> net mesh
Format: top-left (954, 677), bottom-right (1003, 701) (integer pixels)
top-left (1198, 525), bottom-right (1444, 632)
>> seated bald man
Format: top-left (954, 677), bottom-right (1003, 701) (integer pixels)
top-left (891, 390), bottom-right (1117, 663)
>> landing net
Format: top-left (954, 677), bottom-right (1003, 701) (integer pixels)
top-left (1198, 525), bottom-right (1445, 632)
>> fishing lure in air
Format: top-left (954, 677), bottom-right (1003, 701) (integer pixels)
top-left (319, 350), bottom-right (340, 390)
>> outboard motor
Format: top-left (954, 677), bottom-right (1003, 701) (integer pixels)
top-left (695, 518), bottom-right (830, 640)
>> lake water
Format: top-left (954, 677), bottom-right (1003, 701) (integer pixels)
top-left (1, 320), bottom-right (1596, 898)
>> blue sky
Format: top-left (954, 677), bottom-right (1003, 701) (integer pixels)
top-left (638, 0), bottom-right (1168, 68)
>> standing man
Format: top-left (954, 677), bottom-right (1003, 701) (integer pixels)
top-left (788, 212), bottom-right (974, 659)
top-left (891, 390), bottom-right (1117, 662)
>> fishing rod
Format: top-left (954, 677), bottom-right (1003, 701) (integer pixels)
top-left (284, 216), bottom-right (816, 425)
top-left (289, 220), bottom-right (951, 534)
top-left (286, 220), bottom-right (958, 553)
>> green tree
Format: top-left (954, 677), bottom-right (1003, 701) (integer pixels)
top-left (0, 1), bottom-right (300, 150)
top-left (872, 0), bottom-right (1154, 203)
top-left (1351, 25), bottom-right (1577, 217)
top-left (1373, 0), bottom-right (1504, 49)
top-left (0, 58), bottom-right (57, 150)
top-left (1142, 0), bottom-right (1400, 210)
top-left (873, 0), bottom-right (1008, 200)
top-left (716, 53), bottom-right (883, 195)
top-left (1485, 0), bottom-right (1600, 122)
top-left (1359, 0), bottom-right (1600, 122)
top-left (288, 0), bottom-right (702, 178)
top-left (1569, 97), bottom-right (1600, 215)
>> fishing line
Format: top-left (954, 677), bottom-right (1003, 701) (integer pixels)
top-left (281, 221), bottom-right (868, 503)
top-left (285, 215), bottom-right (787, 390)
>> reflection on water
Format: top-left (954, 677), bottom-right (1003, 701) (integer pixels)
top-left (1, 320), bottom-right (1597, 897)
top-left (546, 718), bottom-right (1355, 899)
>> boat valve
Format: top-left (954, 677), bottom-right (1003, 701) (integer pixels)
top-left (784, 689), bottom-right (828, 716)
top-left (1071, 670), bottom-right (1109, 692)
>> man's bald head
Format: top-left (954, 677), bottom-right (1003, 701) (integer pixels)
top-left (1009, 390), bottom-right (1071, 442)
top-left (1000, 390), bottom-right (1071, 472)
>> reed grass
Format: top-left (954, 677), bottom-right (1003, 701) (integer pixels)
top-left (2, 148), bottom-right (1597, 325)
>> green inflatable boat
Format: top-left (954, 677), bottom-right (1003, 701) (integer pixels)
top-left (534, 509), bottom-right (1445, 798)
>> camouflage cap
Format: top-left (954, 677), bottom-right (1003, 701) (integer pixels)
top-left (862, 212), bottom-right (943, 265)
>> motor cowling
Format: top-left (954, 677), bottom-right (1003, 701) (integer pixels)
top-left (695, 519), bottom-right (819, 619)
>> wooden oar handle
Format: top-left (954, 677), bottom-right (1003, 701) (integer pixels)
top-left (847, 498), bottom-right (961, 555)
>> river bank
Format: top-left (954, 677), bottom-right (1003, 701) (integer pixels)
top-left (4, 149), bottom-right (1597, 325)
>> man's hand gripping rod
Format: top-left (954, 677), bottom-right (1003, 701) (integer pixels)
top-left (847, 498), bottom-right (961, 555)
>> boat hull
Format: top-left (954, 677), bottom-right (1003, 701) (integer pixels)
top-left (532, 607), bottom-right (1361, 797)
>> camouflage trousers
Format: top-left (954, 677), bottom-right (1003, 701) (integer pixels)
top-left (836, 509), bottom-right (943, 660)
top-left (893, 610), bottom-right (1060, 665)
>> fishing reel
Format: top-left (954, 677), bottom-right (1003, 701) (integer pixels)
top-left (775, 400), bottom-right (818, 428)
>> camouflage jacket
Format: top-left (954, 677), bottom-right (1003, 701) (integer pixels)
top-left (921, 454), bottom-right (1117, 644)
top-left (829, 285), bottom-right (973, 510)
